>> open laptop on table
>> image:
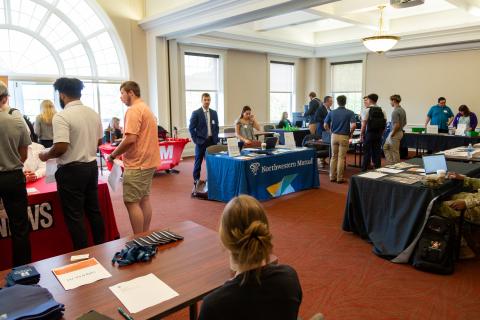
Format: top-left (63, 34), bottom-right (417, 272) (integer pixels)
top-left (422, 154), bottom-right (448, 175)
top-left (253, 137), bottom-right (278, 155)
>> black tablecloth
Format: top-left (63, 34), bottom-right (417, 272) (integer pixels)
top-left (404, 133), bottom-right (480, 153)
top-left (342, 158), bottom-right (480, 259)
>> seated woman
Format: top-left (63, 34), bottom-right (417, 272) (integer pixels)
top-left (23, 142), bottom-right (46, 183)
top-left (106, 117), bottom-right (123, 141)
top-left (198, 195), bottom-right (302, 320)
top-left (235, 106), bottom-right (261, 147)
top-left (278, 111), bottom-right (292, 129)
top-left (437, 172), bottom-right (480, 258)
top-left (452, 105), bottom-right (477, 131)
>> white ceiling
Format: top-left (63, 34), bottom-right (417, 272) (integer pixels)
top-left (140, 0), bottom-right (480, 57)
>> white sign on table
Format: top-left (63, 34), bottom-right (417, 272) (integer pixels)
top-left (227, 138), bottom-right (240, 157)
top-left (284, 132), bottom-right (296, 149)
top-left (455, 124), bottom-right (467, 136)
top-left (52, 258), bottom-right (111, 291)
top-left (426, 125), bottom-right (438, 134)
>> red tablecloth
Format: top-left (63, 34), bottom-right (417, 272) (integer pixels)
top-left (0, 178), bottom-right (119, 270)
top-left (99, 138), bottom-right (190, 171)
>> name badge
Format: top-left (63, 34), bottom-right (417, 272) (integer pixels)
top-left (212, 120), bottom-right (215, 125)
top-left (444, 110), bottom-right (448, 113)
top-left (244, 125), bottom-right (248, 129)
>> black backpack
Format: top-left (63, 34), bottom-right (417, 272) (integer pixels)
top-left (367, 106), bottom-right (386, 132)
top-left (8, 108), bottom-right (38, 143)
top-left (412, 215), bottom-right (456, 275)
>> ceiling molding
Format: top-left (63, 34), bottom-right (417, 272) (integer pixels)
top-left (177, 32), bottom-right (316, 57)
top-left (139, 0), bottom-right (339, 38)
top-left (385, 40), bottom-right (480, 57)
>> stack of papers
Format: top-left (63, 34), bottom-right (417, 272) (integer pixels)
top-left (386, 162), bottom-right (418, 169)
top-left (52, 258), bottom-right (111, 290)
top-left (376, 168), bottom-right (403, 174)
top-left (358, 172), bottom-right (387, 179)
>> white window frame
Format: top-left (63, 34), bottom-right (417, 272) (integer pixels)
top-left (179, 46), bottom-right (225, 128)
top-left (268, 60), bottom-right (296, 123)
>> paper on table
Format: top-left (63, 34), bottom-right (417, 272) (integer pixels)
top-left (426, 125), bottom-right (438, 134)
top-left (358, 172), bottom-right (388, 179)
top-left (52, 258), bottom-right (111, 290)
top-left (227, 138), bottom-right (240, 157)
top-left (45, 159), bottom-right (57, 184)
top-left (284, 132), bottom-right (296, 149)
top-left (376, 168), bottom-right (403, 174)
top-left (109, 273), bottom-right (179, 314)
top-left (108, 160), bottom-right (122, 192)
top-left (407, 168), bottom-right (426, 173)
top-left (455, 124), bottom-right (467, 136)
top-left (26, 188), bottom-right (38, 194)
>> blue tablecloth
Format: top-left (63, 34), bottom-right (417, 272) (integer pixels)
top-left (207, 148), bottom-right (319, 202)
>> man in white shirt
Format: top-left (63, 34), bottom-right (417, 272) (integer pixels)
top-left (39, 77), bottom-right (105, 250)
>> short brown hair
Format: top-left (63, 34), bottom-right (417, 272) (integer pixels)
top-left (120, 81), bottom-right (141, 97)
top-left (309, 92), bottom-right (316, 98)
top-left (220, 195), bottom-right (273, 284)
top-left (459, 105), bottom-right (470, 116)
top-left (201, 93), bottom-right (210, 100)
top-left (390, 94), bottom-right (401, 103)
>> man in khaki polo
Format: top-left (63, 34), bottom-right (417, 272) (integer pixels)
top-left (108, 81), bottom-right (160, 234)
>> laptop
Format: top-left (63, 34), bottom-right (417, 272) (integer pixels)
top-left (422, 154), bottom-right (448, 174)
top-left (253, 137), bottom-right (278, 154)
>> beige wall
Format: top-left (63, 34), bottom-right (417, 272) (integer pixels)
top-left (96, 0), bottom-right (149, 103)
top-left (225, 50), bottom-right (269, 125)
top-left (365, 50), bottom-right (480, 124)
top-left (302, 58), bottom-right (325, 101)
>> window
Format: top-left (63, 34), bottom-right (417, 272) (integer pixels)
top-left (184, 52), bottom-right (223, 126)
top-left (270, 62), bottom-right (295, 122)
top-left (331, 61), bottom-right (363, 114)
top-left (0, 0), bottom-right (128, 128)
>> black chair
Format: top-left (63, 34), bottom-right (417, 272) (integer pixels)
top-left (263, 124), bottom-right (275, 131)
top-left (223, 127), bottom-right (235, 133)
top-left (302, 134), bottom-right (330, 172)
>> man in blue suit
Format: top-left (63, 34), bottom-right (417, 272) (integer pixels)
top-left (189, 93), bottom-right (219, 185)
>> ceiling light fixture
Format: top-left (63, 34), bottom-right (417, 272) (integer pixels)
top-left (362, 5), bottom-right (400, 54)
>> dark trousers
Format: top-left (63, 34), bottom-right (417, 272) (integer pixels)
top-left (362, 134), bottom-right (382, 171)
top-left (193, 137), bottom-right (215, 181)
top-left (0, 170), bottom-right (31, 266)
top-left (55, 161), bottom-right (105, 250)
top-left (39, 139), bottom-right (53, 148)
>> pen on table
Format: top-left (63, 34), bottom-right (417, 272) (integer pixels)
top-left (118, 307), bottom-right (134, 320)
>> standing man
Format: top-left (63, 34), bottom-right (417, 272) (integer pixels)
top-left (324, 95), bottom-right (356, 183)
top-left (39, 78), bottom-right (105, 250)
top-left (360, 93), bottom-right (386, 171)
top-left (383, 94), bottom-right (407, 165)
top-left (314, 96), bottom-right (332, 136)
top-left (0, 82), bottom-right (32, 267)
top-left (189, 93), bottom-right (219, 186)
top-left (108, 81), bottom-right (160, 234)
top-left (304, 92), bottom-right (321, 135)
top-left (425, 97), bottom-right (454, 133)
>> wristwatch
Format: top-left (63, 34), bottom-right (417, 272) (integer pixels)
top-left (108, 154), bottom-right (116, 162)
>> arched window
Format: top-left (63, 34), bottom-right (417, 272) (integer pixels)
top-left (1, 0), bottom-right (129, 127)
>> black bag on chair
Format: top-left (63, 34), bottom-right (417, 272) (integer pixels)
top-left (412, 215), bottom-right (456, 275)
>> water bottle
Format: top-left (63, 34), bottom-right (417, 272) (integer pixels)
top-left (467, 143), bottom-right (474, 159)
top-left (173, 126), bottom-right (178, 139)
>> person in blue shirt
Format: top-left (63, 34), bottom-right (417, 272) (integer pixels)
top-left (324, 95), bottom-right (356, 183)
top-left (425, 97), bottom-right (454, 133)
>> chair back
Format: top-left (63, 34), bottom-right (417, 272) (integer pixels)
top-left (263, 124), bottom-right (275, 131)
top-left (223, 127), bottom-right (235, 133)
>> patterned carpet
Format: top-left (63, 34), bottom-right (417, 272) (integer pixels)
top-left (107, 156), bottom-right (480, 320)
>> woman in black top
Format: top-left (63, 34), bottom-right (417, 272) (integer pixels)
top-left (198, 195), bottom-right (302, 320)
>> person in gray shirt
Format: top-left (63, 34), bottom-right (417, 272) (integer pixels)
top-left (0, 83), bottom-right (32, 267)
top-left (383, 94), bottom-right (407, 164)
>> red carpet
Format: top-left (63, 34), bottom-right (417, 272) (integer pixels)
top-left (107, 155), bottom-right (480, 320)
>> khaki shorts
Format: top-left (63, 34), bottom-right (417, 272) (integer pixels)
top-left (123, 168), bottom-right (156, 203)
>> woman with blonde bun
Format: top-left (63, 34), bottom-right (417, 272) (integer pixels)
top-left (198, 195), bottom-right (302, 320)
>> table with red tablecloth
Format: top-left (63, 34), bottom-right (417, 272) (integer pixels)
top-left (99, 138), bottom-right (190, 172)
top-left (0, 177), bottom-right (119, 270)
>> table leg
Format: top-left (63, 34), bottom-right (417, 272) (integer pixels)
top-left (98, 148), bottom-right (103, 176)
top-left (189, 302), bottom-right (198, 320)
